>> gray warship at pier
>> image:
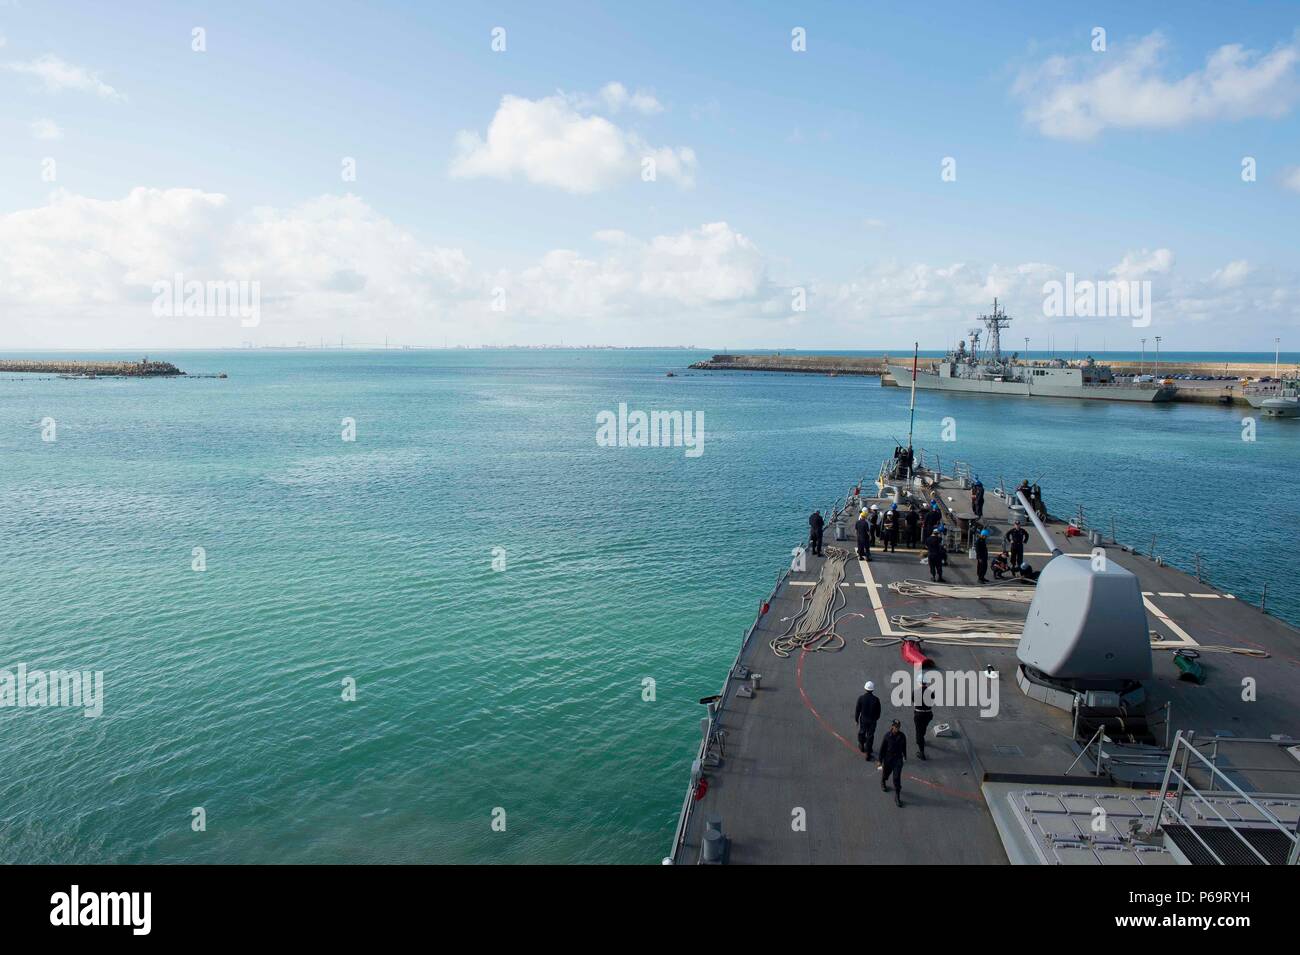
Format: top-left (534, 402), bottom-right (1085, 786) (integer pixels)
top-left (668, 448), bottom-right (1300, 865)
top-left (1245, 378), bottom-right (1300, 417)
top-left (886, 300), bottom-right (1174, 402)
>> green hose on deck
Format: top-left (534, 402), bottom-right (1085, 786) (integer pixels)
top-left (1173, 649), bottom-right (1206, 684)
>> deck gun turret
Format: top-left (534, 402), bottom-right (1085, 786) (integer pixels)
top-left (1012, 492), bottom-right (1153, 736)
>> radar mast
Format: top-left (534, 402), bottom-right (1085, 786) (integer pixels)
top-left (977, 298), bottom-right (1012, 363)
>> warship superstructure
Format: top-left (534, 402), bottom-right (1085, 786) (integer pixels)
top-left (886, 300), bottom-right (1174, 402)
top-left (1245, 379), bottom-right (1300, 417)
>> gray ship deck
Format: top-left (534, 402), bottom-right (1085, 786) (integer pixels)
top-left (671, 472), bottom-right (1300, 864)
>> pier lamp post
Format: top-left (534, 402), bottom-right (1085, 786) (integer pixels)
top-left (1140, 338), bottom-right (1146, 375)
top-left (1154, 336), bottom-right (1161, 377)
top-left (1276, 337), bottom-right (1281, 380)
top-left (1024, 338), bottom-right (1029, 363)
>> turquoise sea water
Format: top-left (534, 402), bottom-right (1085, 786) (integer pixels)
top-left (1, 349), bottom-right (1296, 864)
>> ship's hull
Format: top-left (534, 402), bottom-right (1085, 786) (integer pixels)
top-left (1245, 390), bottom-right (1296, 409)
top-left (1261, 398), bottom-right (1300, 417)
top-left (887, 364), bottom-right (1171, 402)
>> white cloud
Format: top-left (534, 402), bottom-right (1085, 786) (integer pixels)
top-left (1014, 33), bottom-right (1299, 139)
top-left (509, 221), bottom-right (767, 315)
top-left (222, 194), bottom-right (476, 309)
top-left (0, 189), bottom-right (474, 343)
top-left (825, 251), bottom-right (1299, 346)
top-left (30, 118), bottom-right (62, 140)
top-left (450, 92), bottom-right (695, 192)
top-left (0, 190), bottom-right (766, 346)
top-left (6, 54), bottom-right (124, 100)
top-left (825, 260), bottom-right (1060, 330)
top-left (0, 187), bottom-right (234, 307)
top-left (596, 81), bottom-right (662, 114)
top-left (1109, 248), bottom-right (1174, 280)
top-left (1167, 262), bottom-right (1296, 334)
top-left (1210, 259), bottom-right (1252, 288)
top-left (4, 190), bottom-right (1296, 349)
top-left (1282, 166), bottom-right (1300, 193)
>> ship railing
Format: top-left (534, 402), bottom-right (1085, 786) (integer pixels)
top-left (1069, 505), bottom-right (1271, 603)
top-left (905, 448), bottom-right (939, 486)
top-left (669, 478), bottom-right (863, 862)
top-left (1088, 380), bottom-right (1173, 388)
top-left (1145, 730), bottom-right (1300, 865)
top-left (667, 556), bottom-right (791, 862)
top-left (1064, 725), bottom-right (1108, 777)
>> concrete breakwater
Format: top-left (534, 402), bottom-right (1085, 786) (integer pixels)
top-left (0, 358), bottom-right (185, 377)
top-left (690, 354), bottom-right (889, 375)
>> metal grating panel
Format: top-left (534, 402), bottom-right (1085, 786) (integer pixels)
top-left (1164, 823), bottom-right (1293, 865)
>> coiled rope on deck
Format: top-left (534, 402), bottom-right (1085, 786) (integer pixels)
top-left (891, 613), bottom-right (1025, 636)
top-left (866, 618), bottom-right (1271, 657)
top-left (888, 579), bottom-right (1036, 602)
top-left (770, 547), bottom-right (861, 658)
top-left (1152, 643), bottom-right (1270, 658)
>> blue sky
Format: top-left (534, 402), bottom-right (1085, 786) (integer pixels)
top-left (2, 1), bottom-right (1298, 349)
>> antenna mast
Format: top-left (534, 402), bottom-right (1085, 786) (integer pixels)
top-left (907, 342), bottom-right (918, 454)
top-left (978, 298), bottom-right (1013, 363)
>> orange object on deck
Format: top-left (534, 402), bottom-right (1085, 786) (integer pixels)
top-left (900, 639), bottom-right (933, 669)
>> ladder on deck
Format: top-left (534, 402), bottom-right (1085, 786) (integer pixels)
top-left (1143, 731), bottom-right (1300, 865)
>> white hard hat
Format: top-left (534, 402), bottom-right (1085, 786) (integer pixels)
top-left (864, 680), bottom-right (875, 691)
top-left (870, 504), bottom-right (879, 511)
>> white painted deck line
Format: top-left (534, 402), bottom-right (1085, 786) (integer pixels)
top-left (856, 557), bottom-right (1021, 642)
top-left (1142, 596), bottom-right (1199, 647)
top-left (857, 557), bottom-right (893, 636)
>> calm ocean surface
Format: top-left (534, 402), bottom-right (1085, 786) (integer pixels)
top-left (1, 348), bottom-right (1296, 863)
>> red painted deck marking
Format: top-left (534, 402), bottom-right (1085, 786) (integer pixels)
top-left (795, 648), bottom-right (983, 803)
